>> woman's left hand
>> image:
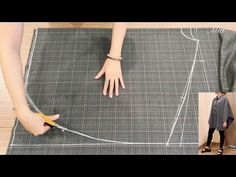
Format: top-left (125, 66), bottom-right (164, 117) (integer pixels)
top-left (95, 59), bottom-right (125, 98)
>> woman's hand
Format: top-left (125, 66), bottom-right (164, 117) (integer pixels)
top-left (94, 23), bottom-right (127, 98)
top-left (223, 121), bottom-right (227, 128)
top-left (15, 107), bottom-right (59, 136)
top-left (95, 59), bottom-right (125, 98)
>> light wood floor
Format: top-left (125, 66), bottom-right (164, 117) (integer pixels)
top-left (1, 22), bottom-right (236, 155)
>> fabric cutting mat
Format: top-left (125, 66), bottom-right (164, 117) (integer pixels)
top-left (7, 28), bottom-right (232, 154)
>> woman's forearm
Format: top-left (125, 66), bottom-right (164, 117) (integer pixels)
top-left (0, 23), bottom-right (29, 110)
top-left (109, 23), bottom-right (128, 57)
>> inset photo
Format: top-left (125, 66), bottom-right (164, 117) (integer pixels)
top-left (199, 92), bottom-right (236, 155)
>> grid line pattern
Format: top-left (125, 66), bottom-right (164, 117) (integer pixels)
top-left (8, 28), bottom-right (222, 154)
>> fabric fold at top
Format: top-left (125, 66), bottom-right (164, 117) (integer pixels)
top-left (218, 30), bottom-right (236, 92)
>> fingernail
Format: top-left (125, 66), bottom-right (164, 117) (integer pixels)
top-left (109, 95), bottom-right (113, 98)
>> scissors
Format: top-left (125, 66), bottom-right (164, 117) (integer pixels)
top-left (35, 113), bottom-right (67, 132)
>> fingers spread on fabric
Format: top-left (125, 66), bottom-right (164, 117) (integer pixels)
top-left (103, 77), bottom-right (109, 95)
top-left (109, 79), bottom-right (115, 98)
top-left (95, 68), bottom-right (104, 79)
top-left (115, 78), bottom-right (119, 96)
top-left (119, 75), bottom-right (125, 89)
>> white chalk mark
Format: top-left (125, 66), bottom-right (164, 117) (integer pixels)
top-left (196, 28), bottom-right (210, 92)
top-left (166, 28), bottom-right (199, 146)
top-left (11, 142), bottom-right (198, 147)
top-left (9, 118), bottom-right (19, 149)
top-left (179, 29), bottom-right (197, 146)
top-left (179, 28), bottom-right (199, 146)
top-left (10, 28), bottom-right (201, 147)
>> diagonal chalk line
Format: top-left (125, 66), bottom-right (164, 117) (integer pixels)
top-left (166, 28), bottom-right (199, 146)
top-left (179, 29), bottom-right (199, 147)
top-left (10, 28), bottom-right (200, 147)
top-left (196, 28), bottom-right (210, 92)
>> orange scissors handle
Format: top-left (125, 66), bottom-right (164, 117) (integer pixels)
top-left (35, 113), bottom-right (56, 127)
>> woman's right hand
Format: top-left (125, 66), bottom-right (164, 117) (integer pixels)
top-left (223, 121), bottom-right (227, 128)
top-left (15, 107), bottom-right (59, 136)
top-left (0, 24), bottom-right (61, 136)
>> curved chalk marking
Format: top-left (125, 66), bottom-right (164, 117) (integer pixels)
top-left (10, 28), bottom-right (199, 147)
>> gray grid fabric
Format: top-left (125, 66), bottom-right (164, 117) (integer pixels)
top-left (7, 28), bottom-right (221, 154)
top-left (218, 30), bottom-right (236, 92)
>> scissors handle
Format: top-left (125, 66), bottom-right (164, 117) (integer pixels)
top-left (35, 113), bottom-right (56, 127)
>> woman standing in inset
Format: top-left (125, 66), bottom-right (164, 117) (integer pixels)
top-left (201, 92), bottom-right (234, 155)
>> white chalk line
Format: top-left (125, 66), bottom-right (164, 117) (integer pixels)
top-left (179, 29), bottom-right (198, 146)
top-left (10, 28), bottom-right (200, 148)
top-left (166, 28), bottom-right (199, 145)
top-left (11, 143), bottom-right (198, 147)
top-left (196, 28), bottom-right (210, 92)
top-left (179, 29), bottom-right (199, 147)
